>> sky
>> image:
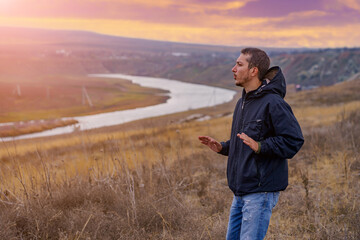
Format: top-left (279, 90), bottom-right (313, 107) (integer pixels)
top-left (0, 0), bottom-right (360, 48)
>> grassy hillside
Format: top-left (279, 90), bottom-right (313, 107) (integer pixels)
top-left (272, 48), bottom-right (360, 86)
top-left (0, 77), bottom-right (359, 239)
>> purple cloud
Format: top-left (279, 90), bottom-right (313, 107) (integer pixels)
top-left (225, 0), bottom-right (323, 18)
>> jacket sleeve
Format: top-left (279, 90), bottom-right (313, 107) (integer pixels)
top-left (260, 101), bottom-right (304, 159)
top-left (218, 140), bottom-right (230, 156)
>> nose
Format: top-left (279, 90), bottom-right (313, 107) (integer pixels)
top-left (232, 65), bottom-right (236, 72)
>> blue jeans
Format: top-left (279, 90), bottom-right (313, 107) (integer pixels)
top-left (226, 192), bottom-right (280, 240)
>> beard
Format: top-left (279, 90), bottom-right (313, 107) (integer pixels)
top-left (235, 72), bottom-right (250, 87)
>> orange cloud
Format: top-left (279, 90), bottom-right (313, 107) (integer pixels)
top-left (1, 16), bottom-right (359, 48)
top-left (339, 0), bottom-right (360, 12)
top-left (84, 0), bottom-right (174, 7)
top-left (176, 0), bottom-right (253, 13)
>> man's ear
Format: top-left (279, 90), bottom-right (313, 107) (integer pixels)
top-left (251, 67), bottom-right (259, 77)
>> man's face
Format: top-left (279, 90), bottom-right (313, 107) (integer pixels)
top-left (232, 54), bottom-right (251, 87)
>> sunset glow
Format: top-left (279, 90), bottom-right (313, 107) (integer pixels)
top-left (0, 0), bottom-right (359, 48)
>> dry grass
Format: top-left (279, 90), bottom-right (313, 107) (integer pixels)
top-left (293, 100), bottom-right (360, 127)
top-left (0, 80), bottom-right (359, 239)
top-left (0, 118), bottom-right (233, 239)
top-left (267, 110), bottom-right (360, 239)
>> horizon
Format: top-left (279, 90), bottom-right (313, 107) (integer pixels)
top-left (0, 25), bottom-right (313, 50)
top-left (1, 0), bottom-right (359, 48)
top-left (2, 25), bottom-right (360, 51)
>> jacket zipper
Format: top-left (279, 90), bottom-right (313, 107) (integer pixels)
top-left (240, 92), bottom-right (248, 132)
top-left (241, 92), bottom-right (261, 187)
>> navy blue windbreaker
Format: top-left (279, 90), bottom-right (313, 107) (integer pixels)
top-left (219, 66), bottom-right (304, 196)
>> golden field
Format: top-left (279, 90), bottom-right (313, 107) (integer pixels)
top-left (0, 78), bottom-right (359, 239)
top-left (0, 75), bottom-right (168, 123)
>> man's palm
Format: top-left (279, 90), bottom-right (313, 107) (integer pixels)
top-left (198, 136), bottom-right (222, 153)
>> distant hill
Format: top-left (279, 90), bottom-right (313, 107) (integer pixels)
top-left (271, 48), bottom-right (360, 86)
top-left (0, 27), bottom-right (359, 88)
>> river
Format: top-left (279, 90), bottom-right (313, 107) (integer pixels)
top-left (1, 74), bottom-right (236, 141)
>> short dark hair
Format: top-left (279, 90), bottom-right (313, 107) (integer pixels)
top-left (241, 47), bottom-right (270, 80)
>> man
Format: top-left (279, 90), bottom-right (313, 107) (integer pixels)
top-left (198, 48), bottom-right (304, 240)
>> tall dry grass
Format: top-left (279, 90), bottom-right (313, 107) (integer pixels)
top-left (0, 109), bottom-right (359, 239)
top-left (0, 119), bottom-right (232, 239)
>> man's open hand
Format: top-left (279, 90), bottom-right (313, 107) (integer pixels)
top-left (198, 136), bottom-right (222, 153)
top-left (238, 133), bottom-right (259, 152)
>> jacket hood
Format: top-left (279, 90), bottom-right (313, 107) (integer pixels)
top-left (255, 66), bottom-right (286, 98)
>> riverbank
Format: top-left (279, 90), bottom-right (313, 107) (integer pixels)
top-left (1, 74), bottom-right (236, 141)
top-left (0, 118), bottom-right (78, 138)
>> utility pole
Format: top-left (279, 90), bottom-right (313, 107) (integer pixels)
top-left (13, 84), bottom-right (22, 97)
top-left (82, 86), bottom-right (93, 107)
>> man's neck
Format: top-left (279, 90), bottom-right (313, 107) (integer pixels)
top-left (244, 78), bottom-right (262, 93)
